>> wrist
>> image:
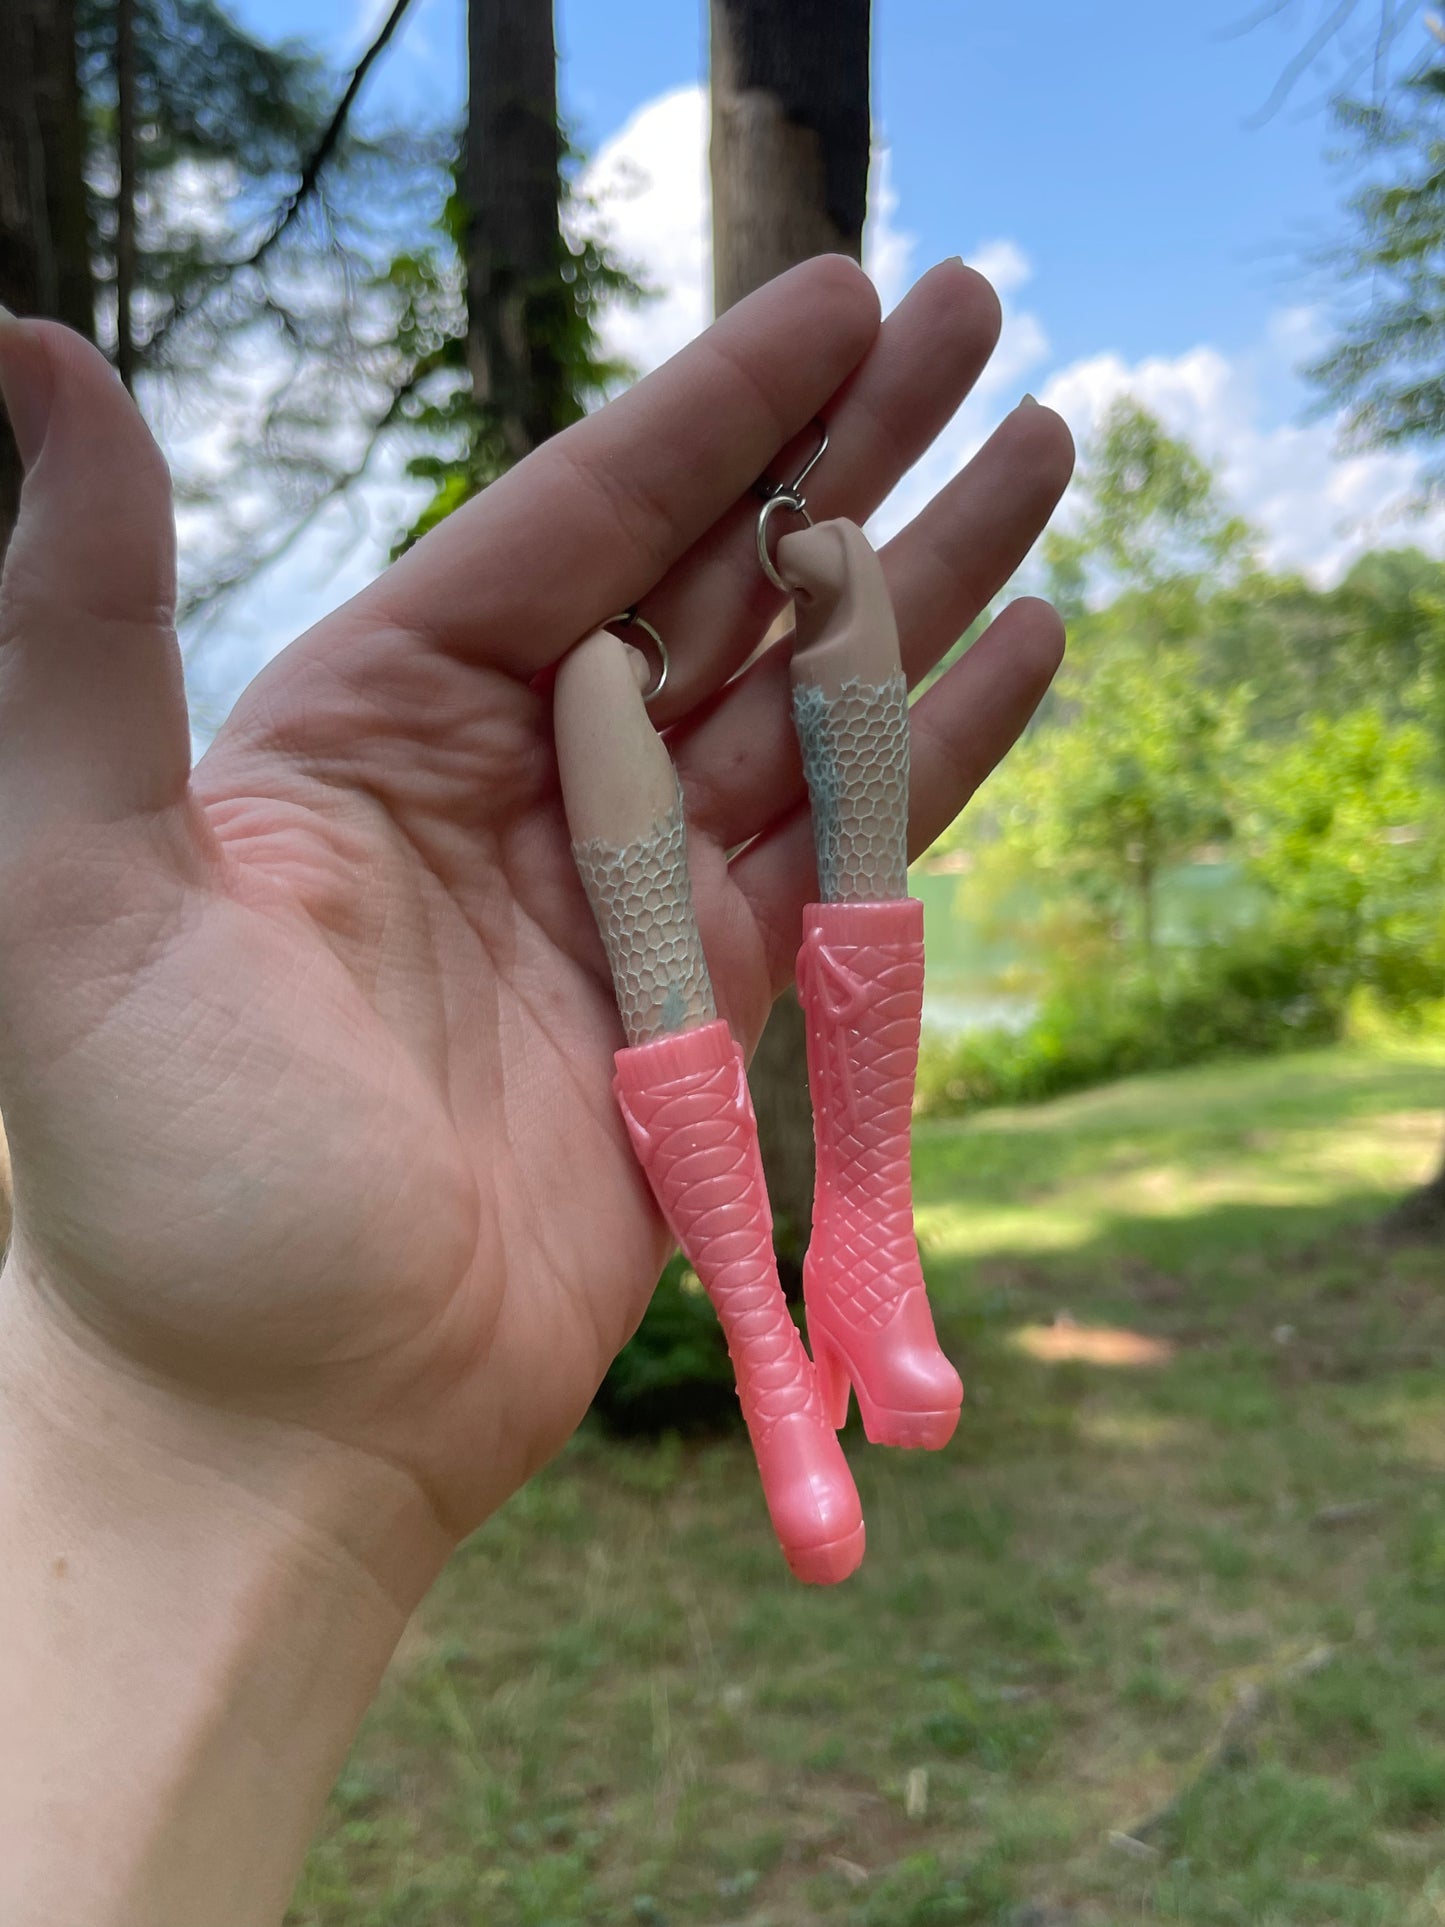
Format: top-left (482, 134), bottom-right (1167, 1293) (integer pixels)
top-left (0, 1264), bottom-right (453, 1927)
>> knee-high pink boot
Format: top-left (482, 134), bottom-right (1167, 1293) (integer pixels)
top-left (613, 1019), bottom-right (866, 1584)
top-left (797, 899), bottom-right (963, 1450)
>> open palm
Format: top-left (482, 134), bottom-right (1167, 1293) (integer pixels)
top-left (0, 259), bottom-right (1072, 1556)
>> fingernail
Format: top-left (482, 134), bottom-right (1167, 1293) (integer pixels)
top-left (1020, 392), bottom-right (1040, 407)
top-left (0, 309), bottom-right (53, 470)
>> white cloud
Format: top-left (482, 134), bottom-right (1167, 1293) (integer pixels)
top-left (577, 89), bottom-right (1445, 584)
top-left (575, 88), bottom-right (1050, 549)
top-left (864, 140), bottom-right (916, 312)
top-left (576, 87), bottom-right (711, 378)
top-left (1041, 337), bottom-right (1445, 584)
top-left (188, 82), bottom-right (1445, 718)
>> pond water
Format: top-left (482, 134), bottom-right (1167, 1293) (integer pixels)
top-left (911, 858), bottom-right (1264, 1037)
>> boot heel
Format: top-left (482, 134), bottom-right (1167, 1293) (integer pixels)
top-left (810, 1327), bottom-right (853, 1431)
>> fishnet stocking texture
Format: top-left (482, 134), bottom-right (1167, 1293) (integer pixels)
top-left (572, 781), bottom-right (716, 1046)
top-left (791, 673), bottom-right (910, 904)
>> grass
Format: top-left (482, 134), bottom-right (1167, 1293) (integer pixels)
top-left (289, 1042), bottom-right (1445, 1927)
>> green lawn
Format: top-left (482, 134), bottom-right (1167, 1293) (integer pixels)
top-left (290, 1043), bottom-right (1445, 1927)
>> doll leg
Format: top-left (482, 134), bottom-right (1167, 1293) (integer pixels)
top-left (554, 630), bottom-right (864, 1583)
top-left (775, 521), bottom-right (964, 1450)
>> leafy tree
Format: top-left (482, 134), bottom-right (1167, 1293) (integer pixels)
top-left (981, 643), bottom-right (1244, 961)
top-left (1043, 397), bottom-right (1255, 617)
top-left (1190, 546), bottom-right (1445, 738)
top-left (7, 0), bottom-right (636, 622)
top-left (1239, 707), bottom-right (1445, 1009)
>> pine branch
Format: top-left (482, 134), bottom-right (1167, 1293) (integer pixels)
top-left (177, 358), bottom-right (431, 627)
top-left (141, 0), bottom-right (418, 359)
top-left (241, 0), bottom-right (417, 278)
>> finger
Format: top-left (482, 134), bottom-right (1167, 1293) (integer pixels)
top-left (730, 595), bottom-right (1066, 994)
top-left (673, 400), bottom-right (1075, 848)
top-left (352, 255), bottom-right (881, 676)
top-left (637, 258), bottom-right (1002, 721)
top-left (0, 317), bottom-right (190, 834)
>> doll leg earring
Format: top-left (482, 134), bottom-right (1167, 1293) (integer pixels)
top-left (554, 617), bottom-right (865, 1584)
top-left (759, 451), bottom-right (963, 1451)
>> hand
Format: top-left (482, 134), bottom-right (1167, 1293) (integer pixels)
top-left (0, 258), bottom-right (1072, 1583)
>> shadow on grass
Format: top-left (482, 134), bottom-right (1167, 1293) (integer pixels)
top-left (291, 1045), bottom-right (1445, 1927)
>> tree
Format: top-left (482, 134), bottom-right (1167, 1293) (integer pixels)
top-left (709, 0), bottom-right (872, 1271)
top-left (1043, 397), bottom-right (1254, 618)
top-left (1310, 51), bottom-right (1445, 1230)
top-left (959, 403), bottom-right (1250, 969)
top-left (465, 0), bottom-right (569, 463)
top-left (1310, 63), bottom-right (1445, 470)
top-left (1239, 707), bottom-right (1445, 1008)
top-left (83, 0), bottom-right (448, 615)
top-left (0, 0), bottom-right (93, 554)
top-left (395, 0), bottom-right (638, 552)
top-left (995, 651), bottom-right (1242, 961)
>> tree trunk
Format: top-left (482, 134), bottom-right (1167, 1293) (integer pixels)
top-left (710, 0), bottom-right (870, 313)
top-left (0, 0), bottom-right (93, 554)
top-left (463, 0), bottom-right (566, 463)
top-left (1139, 854), bottom-right (1156, 959)
top-left (1382, 1130), bottom-right (1445, 1240)
top-left (115, 0), bottom-right (139, 394)
top-left (709, 0), bottom-right (872, 1279)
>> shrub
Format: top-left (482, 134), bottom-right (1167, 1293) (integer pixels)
top-left (916, 932), bottom-right (1345, 1119)
top-left (592, 1254), bottom-right (742, 1437)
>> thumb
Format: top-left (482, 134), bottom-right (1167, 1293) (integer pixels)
top-left (0, 312), bottom-right (191, 832)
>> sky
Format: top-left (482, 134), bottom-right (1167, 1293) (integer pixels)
top-left (204, 0), bottom-right (1444, 704)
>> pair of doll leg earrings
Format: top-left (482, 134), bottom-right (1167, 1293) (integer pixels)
top-left (554, 428), bottom-right (962, 1585)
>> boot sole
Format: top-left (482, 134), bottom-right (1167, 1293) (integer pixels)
top-left (784, 1521), bottom-right (867, 1586)
top-left (812, 1326), bottom-right (962, 1451)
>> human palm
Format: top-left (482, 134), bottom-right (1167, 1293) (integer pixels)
top-left (0, 260), bottom-right (1072, 1550)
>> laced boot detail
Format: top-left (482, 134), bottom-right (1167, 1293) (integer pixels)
top-left (613, 1019), bottom-right (865, 1583)
top-left (797, 901), bottom-right (963, 1450)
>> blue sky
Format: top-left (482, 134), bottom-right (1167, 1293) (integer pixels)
top-left (201, 0), bottom-right (1441, 700)
top-left (231, 0), bottom-right (1406, 369)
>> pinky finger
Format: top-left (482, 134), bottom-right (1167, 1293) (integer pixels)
top-left (731, 595), bottom-right (1065, 995)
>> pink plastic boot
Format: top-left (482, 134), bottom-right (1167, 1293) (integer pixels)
top-left (613, 1019), bottom-right (865, 1584)
top-left (797, 900), bottom-right (963, 1449)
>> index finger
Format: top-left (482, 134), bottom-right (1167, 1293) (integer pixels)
top-left (355, 255), bottom-right (881, 677)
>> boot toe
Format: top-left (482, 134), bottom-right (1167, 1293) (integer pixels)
top-left (857, 1345), bottom-right (963, 1450)
top-left (758, 1413), bottom-right (866, 1585)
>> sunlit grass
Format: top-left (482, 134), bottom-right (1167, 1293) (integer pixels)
top-left (291, 1041), bottom-right (1445, 1927)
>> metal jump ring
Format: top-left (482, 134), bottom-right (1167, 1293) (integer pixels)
top-left (756, 490), bottom-right (813, 593)
top-left (606, 608), bottom-right (669, 704)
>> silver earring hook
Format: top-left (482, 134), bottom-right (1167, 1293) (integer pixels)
top-left (606, 608), bottom-right (669, 704)
top-left (756, 491), bottom-right (813, 592)
top-left (752, 418), bottom-right (828, 592)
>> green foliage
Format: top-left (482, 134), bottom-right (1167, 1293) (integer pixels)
top-left (591, 1255), bottom-right (741, 1439)
top-left (1043, 396), bottom-right (1255, 611)
top-left (1197, 547), bottom-right (1445, 737)
top-left (917, 934), bottom-right (1342, 1119)
top-left (935, 401), bottom-right (1445, 1121)
top-left (73, 0), bottom-right (451, 615)
top-left (392, 188), bottom-right (644, 555)
top-left (979, 640), bottom-right (1244, 957)
top-left (68, 3), bottom-right (642, 610)
top-left (1238, 707), bottom-right (1445, 1010)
